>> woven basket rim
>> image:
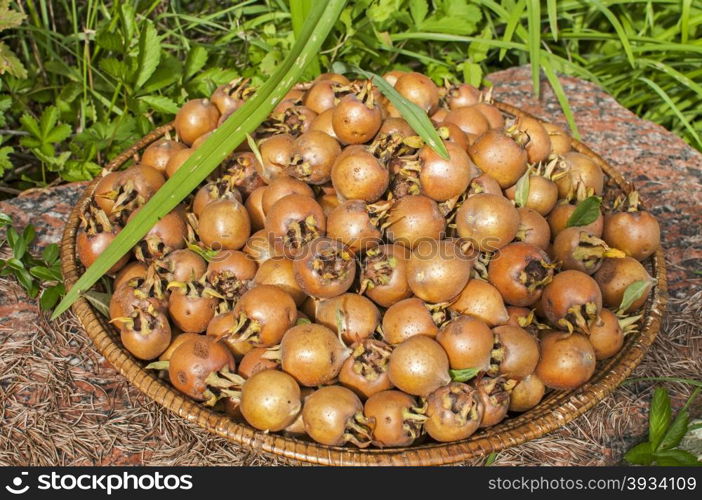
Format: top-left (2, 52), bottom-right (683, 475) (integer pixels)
top-left (60, 102), bottom-right (668, 466)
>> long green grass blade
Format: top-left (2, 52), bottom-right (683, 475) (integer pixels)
top-left (356, 69), bottom-right (449, 160)
top-left (589, 0), bottom-right (636, 67)
top-left (681, 0), bottom-right (691, 43)
top-left (52, 0), bottom-right (348, 319)
top-left (638, 76), bottom-right (702, 148)
top-left (541, 55), bottom-right (580, 139)
top-left (289, 0), bottom-right (321, 78)
top-left (547, 0), bottom-right (559, 41)
top-left (526, 0), bottom-right (541, 97)
top-left (499, 0), bottom-right (526, 61)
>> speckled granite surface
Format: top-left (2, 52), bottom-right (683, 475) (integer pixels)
top-left (1, 66), bottom-right (700, 466)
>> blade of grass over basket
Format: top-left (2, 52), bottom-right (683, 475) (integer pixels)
top-left (356, 68), bottom-right (449, 160)
top-left (52, 0), bottom-right (348, 319)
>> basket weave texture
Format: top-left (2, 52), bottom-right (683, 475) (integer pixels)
top-left (60, 102), bottom-right (667, 466)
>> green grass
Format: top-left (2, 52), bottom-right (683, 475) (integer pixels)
top-left (0, 0), bottom-right (700, 193)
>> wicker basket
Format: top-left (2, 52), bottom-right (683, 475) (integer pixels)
top-left (60, 102), bottom-right (667, 466)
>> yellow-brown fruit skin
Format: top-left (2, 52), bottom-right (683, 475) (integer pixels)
top-left (535, 331), bottom-right (596, 390)
top-left (387, 335), bottom-right (450, 397)
top-left (240, 369), bottom-right (302, 432)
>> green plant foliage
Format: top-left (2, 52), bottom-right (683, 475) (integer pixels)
top-left (0, 214), bottom-right (64, 310)
top-left (0, 0), bottom-right (700, 186)
top-left (624, 386), bottom-right (701, 466)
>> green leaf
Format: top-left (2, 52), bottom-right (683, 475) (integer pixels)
top-left (654, 449), bottom-right (701, 466)
top-left (618, 280), bottom-right (650, 313)
top-left (0, 1), bottom-right (26, 31)
top-left (19, 113), bottom-right (41, 139)
top-left (514, 172), bottom-right (530, 208)
top-left (46, 124), bottom-right (72, 144)
top-left (40, 285), bottom-right (64, 311)
top-left (624, 441), bottom-right (653, 465)
top-left (0, 41), bottom-right (27, 79)
top-left (52, 0), bottom-right (349, 320)
top-left (139, 95), bottom-right (179, 115)
top-left (409, 0), bottom-right (428, 26)
top-left (83, 290), bottom-right (110, 318)
top-left (0, 212), bottom-right (11, 227)
top-left (5, 257), bottom-right (25, 271)
top-left (14, 267), bottom-right (35, 294)
top-left (29, 266), bottom-right (61, 282)
top-left (484, 451), bottom-right (498, 466)
top-left (184, 45), bottom-right (208, 81)
top-left (0, 145), bottom-right (13, 176)
top-left (96, 30), bottom-right (123, 53)
top-left (42, 244), bottom-right (59, 264)
top-left (649, 387), bottom-right (672, 450)
top-left (659, 408), bottom-right (689, 451)
top-left (450, 367), bottom-right (480, 382)
top-left (39, 106), bottom-right (60, 139)
top-left (566, 196), bottom-right (601, 227)
top-left (98, 57), bottom-right (127, 81)
top-left (119, 3), bottom-right (136, 42)
top-left (134, 21), bottom-right (161, 89)
top-left (356, 68), bottom-right (449, 160)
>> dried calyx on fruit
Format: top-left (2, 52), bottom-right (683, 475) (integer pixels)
top-left (117, 301), bottom-right (172, 361)
top-left (221, 152), bottom-right (266, 196)
top-left (339, 338), bottom-right (393, 399)
top-left (229, 285), bottom-right (297, 347)
top-left (552, 152), bottom-right (604, 202)
top-left (211, 77), bottom-right (254, 118)
top-left (382, 297), bottom-right (447, 345)
top-left (315, 293), bottom-right (381, 344)
top-left (303, 386), bottom-right (373, 447)
top-left (77, 203), bottom-right (129, 273)
top-left (265, 194), bottom-right (326, 257)
top-left (191, 176), bottom-right (243, 217)
top-left (332, 80), bottom-right (383, 145)
top-left (424, 382), bottom-right (484, 442)
top-left (259, 105), bottom-right (317, 138)
top-left (132, 208), bottom-right (187, 262)
top-left (326, 199), bottom-right (391, 254)
top-left (364, 390), bottom-right (427, 447)
top-left (165, 336), bottom-right (243, 406)
top-left (474, 376), bottom-right (513, 428)
top-left (293, 237), bottom-right (356, 298)
top-left (552, 227), bottom-right (625, 274)
top-left (167, 277), bottom-right (221, 333)
top-left (468, 126), bottom-right (528, 189)
top-left (390, 141), bottom-right (476, 202)
top-left (603, 191), bottom-right (661, 261)
top-left (487, 242), bottom-right (555, 307)
top-left (286, 130), bottom-right (341, 185)
top-left (541, 270), bottom-right (603, 334)
top-left (360, 243), bottom-right (412, 307)
top-left (205, 250), bottom-right (257, 302)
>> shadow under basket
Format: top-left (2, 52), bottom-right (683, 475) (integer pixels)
top-left (60, 102), bottom-right (668, 466)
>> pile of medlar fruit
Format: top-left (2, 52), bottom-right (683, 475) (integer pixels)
top-left (80, 69), bottom-right (660, 449)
